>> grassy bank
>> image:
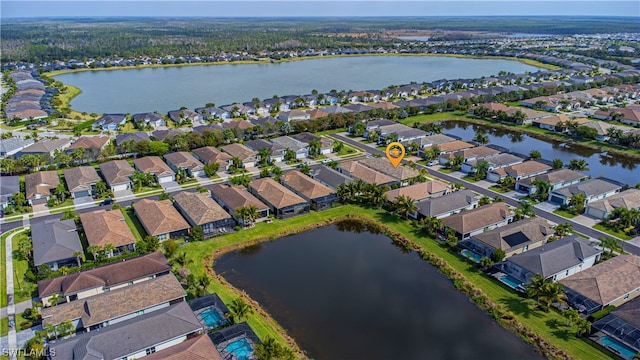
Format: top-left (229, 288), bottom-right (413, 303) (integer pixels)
top-left (179, 205), bottom-right (615, 360)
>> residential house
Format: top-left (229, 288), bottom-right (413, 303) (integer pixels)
top-left (549, 178), bottom-right (622, 205)
top-left (0, 137), bottom-right (33, 157)
top-left (459, 217), bottom-right (553, 259)
top-left (249, 178), bottom-right (309, 219)
top-left (343, 103), bottom-right (375, 113)
top-left (116, 132), bottom-right (151, 146)
top-left (132, 112), bottom-right (166, 128)
top-left (281, 170), bottom-right (338, 211)
top-left (63, 166), bottom-right (102, 199)
top-left (168, 109), bottom-right (202, 125)
top-left (173, 191), bottom-right (234, 236)
top-left (25, 171), bottom-right (60, 205)
top-left (37, 251), bottom-right (171, 307)
top-left (277, 110), bottom-right (310, 122)
top-left (144, 334), bottom-right (222, 360)
top-left (210, 184), bottom-right (270, 225)
top-left (271, 136), bottom-right (309, 159)
top-left (585, 188), bottom-right (640, 219)
top-left (377, 124), bottom-right (428, 144)
top-left (133, 156), bottom-right (176, 184)
top-left (385, 180), bottom-right (449, 203)
top-left (92, 114), bottom-right (127, 132)
top-left (417, 134), bottom-right (457, 154)
top-left (307, 108), bottom-right (329, 120)
top-left (357, 157), bottom-right (420, 186)
top-left (338, 160), bottom-right (396, 186)
top-left (515, 169), bottom-right (588, 195)
top-left (164, 152), bottom-right (205, 178)
top-left (152, 128), bottom-right (188, 141)
top-left (309, 164), bottom-right (354, 189)
top-left (32, 219), bottom-right (83, 271)
top-left (0, 176), bottom-right (19, 209)
top-left (220, 143), bottom-right (258, 168)
top-left (486, 160), bottom-right (552, 182)
top-left (18, 138), bottom-right (71, 158)
top-left (133, 199), bottom-right (190, 241)
top-left (221, 104), bottom-right (256, 118)
top-left (463, 153), bottom-right (524, 175)
top-left (593, 297), bottom-right (640, 355)
top-left (500, 235), bottom-right (602, 286)
top-left (99, 160), bottom-right (135, 192)
top-left (442, 202), bottom-right (515, 239)
top-left (192, 146), bottom-right (232, 171)
top-left (359, 119), bottom-right (396, 137)
top-left (45, 300), bottom-right (201, 360)
top-left (612, 107), bottom-right (640, 127)
top-left (562, 255), bottom-right (640, 315)
top-left (430, 140), bottom-right (474, 156)
top-left (66, 135), bottom-right (110, 154)
top-left (414, 190), bottom-right (479, 219)
top-left (244, 139), bottom-right (285, 163)
top-left (80, 209), bottom-right (136, 256)
top-left (194, 106), bottom-right (230, 121)
top-left (445, 146), bottom-right (501, 168)
top-left (292, 132), bottom-right (333, 155)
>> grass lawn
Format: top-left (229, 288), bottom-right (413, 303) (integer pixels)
top-left (488, 185), bottom-right (510, 194)
top-left (178, 205), bottom-right (615, 359)
top-left (121, 208), bottom-right (147, 242)
top-left (1, 228), bottom-right (29, 308)
top-left (438, 168), bottom-right (456, 174)
top-left (553, 209), bottom-right (577, 219)
top-left (461, 175), bottom-right (480, 183)
top-left (12, 233), bottom-right (37, 304)
top-left (593, 224), bottom-right (633, 241)
top-left (48, 198), bottom-right (74, 212)
top-left (0, 317), bottom-right (7, 337)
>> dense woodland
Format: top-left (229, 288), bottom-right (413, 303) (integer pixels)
top-left (2, 17), bottom-right (639, 63)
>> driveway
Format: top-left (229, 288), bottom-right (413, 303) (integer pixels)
top-left (73, 196), bottom-right (94, 208)
top-left (32, 203), bottom-right (49, 214)
top-left (113, 189), bottom-right (135, 201)
top-left (160, 181), bottom-right (181, 192)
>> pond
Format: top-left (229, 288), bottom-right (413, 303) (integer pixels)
top-left (53, 55), bottom-right (541, 114)
top-left (441, 120), bottom-right (639, 186)
top-left (214, 221), bottom-right (543, 360)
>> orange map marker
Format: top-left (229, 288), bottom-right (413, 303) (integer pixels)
top-left (385, 142), bottom-right (405, 168)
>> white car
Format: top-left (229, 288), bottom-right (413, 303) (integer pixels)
top-left (427, 160), bottom-right (439, 166)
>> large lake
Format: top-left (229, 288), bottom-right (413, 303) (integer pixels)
top-left (54, 56), bottom-right (541, 114)
top-left (215, 222), bottom-right (543, 360)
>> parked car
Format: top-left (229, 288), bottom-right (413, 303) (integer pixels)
top-left (427, 160), bottom-right (439, 166)
top-left (100, 198), bottom-right (113, 206)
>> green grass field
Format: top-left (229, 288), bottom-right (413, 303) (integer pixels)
top-left (553, 209), bottom-right (577, 219)
top-left (12, 233), bottom-right (37, 304)
top-left (593, 224), bottom-right (633, 241)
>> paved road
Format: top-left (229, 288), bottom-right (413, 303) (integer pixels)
top-left (332, 134), bottom-right (640, 256)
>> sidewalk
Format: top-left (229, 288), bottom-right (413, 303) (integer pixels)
top-left (4, 227), bottom-right (27, 359)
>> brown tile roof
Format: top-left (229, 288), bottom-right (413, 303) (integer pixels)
top-left (21, 139), bottom-right (71, 154)
top-left (133, 199), bottom-right (190, 236)
top-left (479, 103), bottom-right (511, 112)
top-left (79, 209), bottom-right (136, 248)
top-left (588, 189), bottom-right (640, 214)
top-left (37, 252), bottom-right (170, 298)
top-left (307, 108), bottom-right (330, 119)
top-left (249, 178), bottom-right (306, 209)
top-left (164, 152), bottom-right (204, 171)
top-left (41, 273), bottom-right (185, 328)
top-left (24, 170), bottom-right (60, 199)
top-left (281, 170), bottom-right (335, 199)
top-left (471, 217), bottom-right (553, 252)
top-left (442, 203), bottom-right (514, 234)
top-left (433, 140), bottom-right (474, 153)
top-left (220, 143), bottom-right (257, 161)
top-left (67, 135), bottom-right (110, 151)
top-left (533, 114), bottom-right (590, 127)
top-left (518, 169), bottom-right (588, 186)
top-left (210, 184), bottom-right (269, 212)
top-left (63, 166), bottom-right (101, 192)
top-left (192, 146), bottom-right (231, 165)
top-left (133, 156), bottom-right (175, 177)
top-left (504, 160), bottom-right (552, 177)
top-left (144, 335), bottom-right (222, 360)
top-left (358, 157), bottom-right (420, 180)
top-left (440, 146), bottom-right (500, 160)
top-left (339, 160), bottom-right (395, 185)
top-left (385, 180), bottom-right (449, 202)
top-left (560, 255), bottom-right (640, 307)
top-left (173, 191), bottom-right (231, 226)
top-left (368, 102), bottom-right (399, 110)
top-left (99, 160), bottom-right (135, 186)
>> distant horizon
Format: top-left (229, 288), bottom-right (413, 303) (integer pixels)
top-left (5, 15), bottom-right (640, 19)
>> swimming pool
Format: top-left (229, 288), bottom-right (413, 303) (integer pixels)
top-left (224, 337), bottom-right (254, 360)
top-left (461, 249), bottom-right (482, 263)
top-left (499, 275), bottom-right (524, 290)
top-left (199, 308), bottom-right (226, 328)
top-left (600, 336), bottom-right (638, 359)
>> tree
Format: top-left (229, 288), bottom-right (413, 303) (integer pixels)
top-left (600, 237), bottom-right (622, 257)
top-left (393, 195), bottom-right (417, 219)
top-left (258, 148), bottom-right (272, 166)
top-left (102, 243), bottom-right (116, 258)
top-left (236, 205), bottom-right (260, 225)
top-left (94, 181), bottom-right (109, 198)
top-left (191, 225), bottom-right (204, 242)
top-left (569, 193), bottom-right (587, 213)
top-left (270, 166), bottom-right (283, 181)
top-left (420, 216), bottom-right (444, 238)
top-left (48, 293), bottom-right (62, 307)
top-left (554, 223), bottom-right (573, 238)
top-left (567, 159), bottom-right (589, 171)
top-left (473, 131), bottom-right (489, 145)
top-left (230, 156), bottom-right (243, 170)
top-left (284, 148), bottom-right (296, 162)
top-left (479, 257), bottom-right (494, 271)
top-left (228, 298), bottom-right (253, 323)
top-left (299, 163), bottom-right (311, 176)
top-left (491, 249), bottom-right (506, 263)
top-left (254, 337), bottom-right (296, 360)
top-left (532, 179), bottom-right (551, 201)
top-left (576, 318), bottom-right (592, 337)
top-left (498, 176), bottom-right (516, 190)
top-left (474, 160), bottom-right (490, 180)
top-left (529, 150), bottom-right (542, 159)
top-left (308, 139), bottom-right (321, 158)
top-left (333, 140), bottom-right (344, 153)
top-left (143, 235), bottom-right (160, 252)
top-left (72, 251), bottom-right (85, 267)
top-left (367, 185), bottom-right (388, 209)
top-left (55, 183), bottom-right (68, 202)
top-left (203, 162), bottom-right (220, 177)
top-left (336, 183), bottom-right (352, 203)
top-left (86, 245), bottom-right (101, 261)
top-left (230, 173), bottom-right (252, 188)
top-left (552, 159), bottom-right (564, 170)
top-left (162, 239), bottom-right (179, 257)
top-left (525, 274), bottom-right (547, 307)
top-left (159, 192), bottom-right (172, 201)
top-left (60, 209), bottom-right (78, 220)
top-left (519, 201), bottom-right (535, 218)
top-left (173, 252), bottom-right (193, 268)
top-left (562, 308), bottom-right (580, 327)
top-left (539, 282), bottom-right (567, 312)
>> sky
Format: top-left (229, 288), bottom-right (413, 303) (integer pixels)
top-left (2, 1), bottom-right (639, 18)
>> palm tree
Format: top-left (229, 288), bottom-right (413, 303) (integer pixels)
top-left (72, 251), bottom-right (85, 267)
top-left (562, 308), bottom-right (580, 327)
top-left (600, 237), bottom-right (622, 256)
top-left (258, 148), bottom-right (272, 166)
top-left (48, 293), bottom-right (62, 307)
top-left (230, 157), bottom-right (243, 170)
top-left (473, 131), bottom-right (489, 145)
top-left (336, 183), bottom-right (351, 203)
top-left (525, 274), bottom-right (547, 307)
top-left (479, 195), bottom-right (492, 206)
top-left (308, 140), bottom-right (321, 158)
top-left (538, 282), bottom-right (567, 312)
top-left (519, 201), bottom-right (535, 218)
top-left (567, 159), bottom-right (589, 171)
top-left (552, 159), bottom-right (564, 170)
top-left (55, 183), bottom-right (68, 202)
top-left (228, 298), bottom-right (253, 323)
top-left (554, 223), bottom-right (573, 238)
top-left (103, 243), bottom-right (116, 257)
top-left (569, 193), bottom-right (587, 213)
top-left (532, 179), bottom-right (551, 201)
top-left (479, 257), bottom-right (494, 271)
top-left (299, 163), bottom-right (311, 176)
top-left (576, 318), bottom-right (592, 337)
top-left (420, 216), bottom-right (444, 238)
top-left (236, 205), bottom-right (260, 226)
top-left (474, 160), bottom-right (490, 180)
top-left (529, 150), bottom-right (542, 159)
top-left (367, 185), bottom-right (388, 209)
top-left (394, 195), bottom-right (417, 219)
top-left (194, 275), bottom-right (210, 297)
top-left (173, 251), bottom-right (193, 267)
top-left (86, 245), bottom-right (101, 261)
top-left (270, 166), bottom-right (283, 181)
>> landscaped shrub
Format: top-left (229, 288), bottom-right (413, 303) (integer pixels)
top-left (589, 305), bottom-right (616, 322)
top-left (20, 321), bottom-right (33, 330)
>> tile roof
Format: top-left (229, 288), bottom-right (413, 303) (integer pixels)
top-left (192, 146), bottom-right (232, 165)
top-left (358, 157), bottom-right (420, 181)
top-left (249, 178), bottom-right (307, 209)
top-left (20, 139), bottom-right (71, 154)
top-left (79, 209), bottom-right (136, 248)
top-left (67, 135), bottom-right (110, 151)
top-left (41, 273), bottom-right (185, 328)
top-left (587, 189), bottom-right (640, 213)
top-left (281, 170), bottom-right (335, 200)
top-left (37, 252), bottom-right (170, 298)
top-left (385, 180), bottom-right (449, 202)
top-left (144, 334), bottom-right (222, 360)
top-left (173, 191), bottom-right (232, 226)
top-left (552, 178), bottom-right (622, 199)
top-left (99, 160), bottom-right (135, 186)
top-left (0, 137), bottom-right (33, 154)
top-left (518, 169), bottom-right (588, 186)
top-left (339, 160), bottom-right (395, 185)
top-left (468, 153), bottom-right (524, 168)
top-left (508, 235), bottom-right (602, 278)
top-left (164, 152), bottom-right (204, 171)
top-left (560, 255), bottom-right (640, 307)
top-left (440, 146), bottom-right (500, 160)
top-left (133, 199), bottom-right (190, 236)
top-left (442, 202), bottom-right (514, 234)
top-left (309, 164), bottom-right (353, 189)
top-left (504, 160), bottom-right (552, 176)
top-left (605, 296), bottom-right (640, 329)
top-left (271, 136), bottom-right (308, 152)
top-left (47, 301), bottom-right (201, 360)
top-left (63, 166), bottom-right (101, 193)
top-left (0, 176), bottom-right (20, 200)
top-left (220, 143), bottom-right (257, 161)
top-left (433, 140), bottom-right (475, 153)
top-left (416, 190), bottom-right (479, 218)
top-left (32, 219), bottom-right (82, 266)
top-left (115, 131), bottom-right (150, 144)
top-left (419, 134), bottom-right (457, 146)
top-left (470, 217), bottom-right (553, 252)
top-left (210, 184), bottom-right (270, 212)
top-left (133, 156), bottom-right (175, 177)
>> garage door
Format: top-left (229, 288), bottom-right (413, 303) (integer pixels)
top-left (112, 183), bottom-right (129, 192)
top-left (73, 190), bottom-right (91, 198)
top-left (158, 175), bottom-right (174, 183)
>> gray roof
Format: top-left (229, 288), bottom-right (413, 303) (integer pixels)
top-left (47, 301), bottom-right (202, 360)
top-left (0, 176), bottom-right (20, 204)
top-left (466, 153), bottom-right (524, 168)
top-left (271, 136), bottom-right (308, 152)
top-left (132, 112), bottom-right (163, 123)
top-left (310, 164), bottom-right (353, 189)
top-left (0, 137), bottom-right (34, 155)
top-left (244, 139), bottom-right (285, 153)
top-left (365, 119), bottom-right (396, 128)
top-left (20, 139), bottom-right (71, 155)
top-left (416, 190), bottom-right (478, 218)
top-left (115, 132), bottom-right (150, 145)
top-left (518, 169), bottom-right (588, 186)
top-left (551, 178), bottom-right (622, 199)
top-left (468, 217), bottom-right (553, 252)
top-left (507, 235), bottom-right (602, 278)
top-left (32, 219), bottom-right (82, 266)
top-left (419, 134), bottom-right (457, 146)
